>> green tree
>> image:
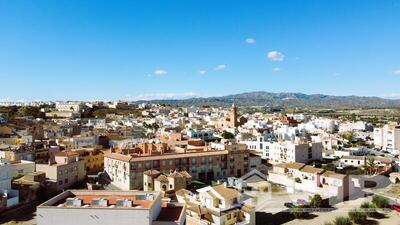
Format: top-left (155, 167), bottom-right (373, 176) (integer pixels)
top-left (221, 131), bottom-right (235, 139)
top-left (310, 194), bottom-right (323, 208)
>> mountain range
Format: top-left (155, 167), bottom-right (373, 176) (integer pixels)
top-left (136, 91), bottom-right (400, 109)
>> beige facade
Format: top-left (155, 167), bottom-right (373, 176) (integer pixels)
top-left (143, 170), bottom-right (191, 193)
top-left (105, 144), bottom-right (250, 190)
top-left (36, 151), bottom-right (86, 192)
top-left (72, 148), bottom-right (104, 175)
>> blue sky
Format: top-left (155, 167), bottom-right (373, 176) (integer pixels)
top-left (1, 0), bottom-right (400, 101)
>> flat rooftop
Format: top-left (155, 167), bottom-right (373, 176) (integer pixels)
top-left (39, 190), bottom-right (161, 210)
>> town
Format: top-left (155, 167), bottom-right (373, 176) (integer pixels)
top-left (0, 101), bottom-right (399, 225)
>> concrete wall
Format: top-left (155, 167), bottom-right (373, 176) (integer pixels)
top-left (9, 161), bottom-right (35, 178)
top-left (37, 207), bottom-right (151, 225)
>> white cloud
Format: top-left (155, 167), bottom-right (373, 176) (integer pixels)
top-left (198, 70), bottom-right (206, 75)
top-left (381, 93), bottom-right (400, 99)
top-left (214, 64), bottom-right (227, 71)
top-left (153, 69), bottom-right (168, 76)
top-left (272, 67), bottom-right (281, 72)
top-left (267, 51), bottom-right (284, 61)
top-left (245, 38), bottom-right (256, 44)
top-left (128, 92), bottom-right (198, 101)
top-left (393, 69), bottom-right (400, 75)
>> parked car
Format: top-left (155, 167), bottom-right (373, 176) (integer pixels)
top-left (392, 204), bottom-right (400, 212)
top-left (284, 202), bottom-right (295, 208)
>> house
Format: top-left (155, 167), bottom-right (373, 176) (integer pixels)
top-left (227, 169), bottom-right (269, 191)
top-left (143, 170), bottom-right (191, 194)
top-left (268, 162), bottom-right (357, 201)
top-left (181, 184), bottom-right (255, 225)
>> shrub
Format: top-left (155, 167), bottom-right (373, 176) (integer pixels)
top-left (372, 195), bottom-right (390, 208)
top-left (348, 209), bottom-right (367, 224)
top-left (360, 201), bottom-right (377, 217)
top-left (310, 194), bottom-right (323, 208)
top-left (291, 206), bottom-right (308, 218)
top-left (333, 216), bottom-right (352, 225)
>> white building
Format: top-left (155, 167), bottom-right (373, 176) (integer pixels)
top-left (339, 121), bottom-right (371, 133)
top-left (267, 141), bottom-right (323, 164)
top-left (8, 160), bottom-right (36, 178)
top-left (186, 129), bottom-right (214, 140)
top-left (0, 159), bottom-right (19, 209)
top-left (55, 102), bottom-right (85, 112)
top-left (181, 184), bottom-right (255, 225)
top-left (374, 123), bottom-right (400, 154)
top-left (37, 190), bottom-right (185, 225)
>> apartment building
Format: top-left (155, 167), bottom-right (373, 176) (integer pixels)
top-left (36, 151), bottom-right (86, 192)
top-left (374, 123), bottom-right (400, 153)
top-left (72, 148), bottom-right (105, 175)
top-left (178, 184), bottom-right (255, 225)
top-left (55, 102), bottom-right (85, 112)
top-left (267, 141), bottom-right (322, 164)
top-left (37, 190), bottom-right (185, 225)
top-left (104, 143), bottom-right (250, 190)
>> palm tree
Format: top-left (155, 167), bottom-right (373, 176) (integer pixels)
top-left (365, 157), bottom-right (376, 175)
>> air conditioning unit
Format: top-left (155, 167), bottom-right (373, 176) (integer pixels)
top-left (66, 198), bottom-right (82, 207)
top-left (91, 198), bottom-right (108, 207)
top-left (116, 199), bottom-right (132, 207)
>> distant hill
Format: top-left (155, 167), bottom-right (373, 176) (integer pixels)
top-left (136, 91), bottom-right (400, 108)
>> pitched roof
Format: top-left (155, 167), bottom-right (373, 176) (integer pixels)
top-left (210, 184), bottom-right (239, 200)
top-left (300, 165), bottom-right (325, 174)
top-left (175, 189), bottom-right (192, 197)
top-left (155, 174), bottom-right (169, 183)
top-left (179, 171), bottom-right (192, 179)
top-left (168, 172), bottom-right (183, 178)
top-left (143, 170), bottom-right (161, 177)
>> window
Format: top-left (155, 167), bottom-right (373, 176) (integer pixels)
top-left (58, 180), bottom-right (63, 185)
top-left (65, 178), bottom-right (68, 184)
